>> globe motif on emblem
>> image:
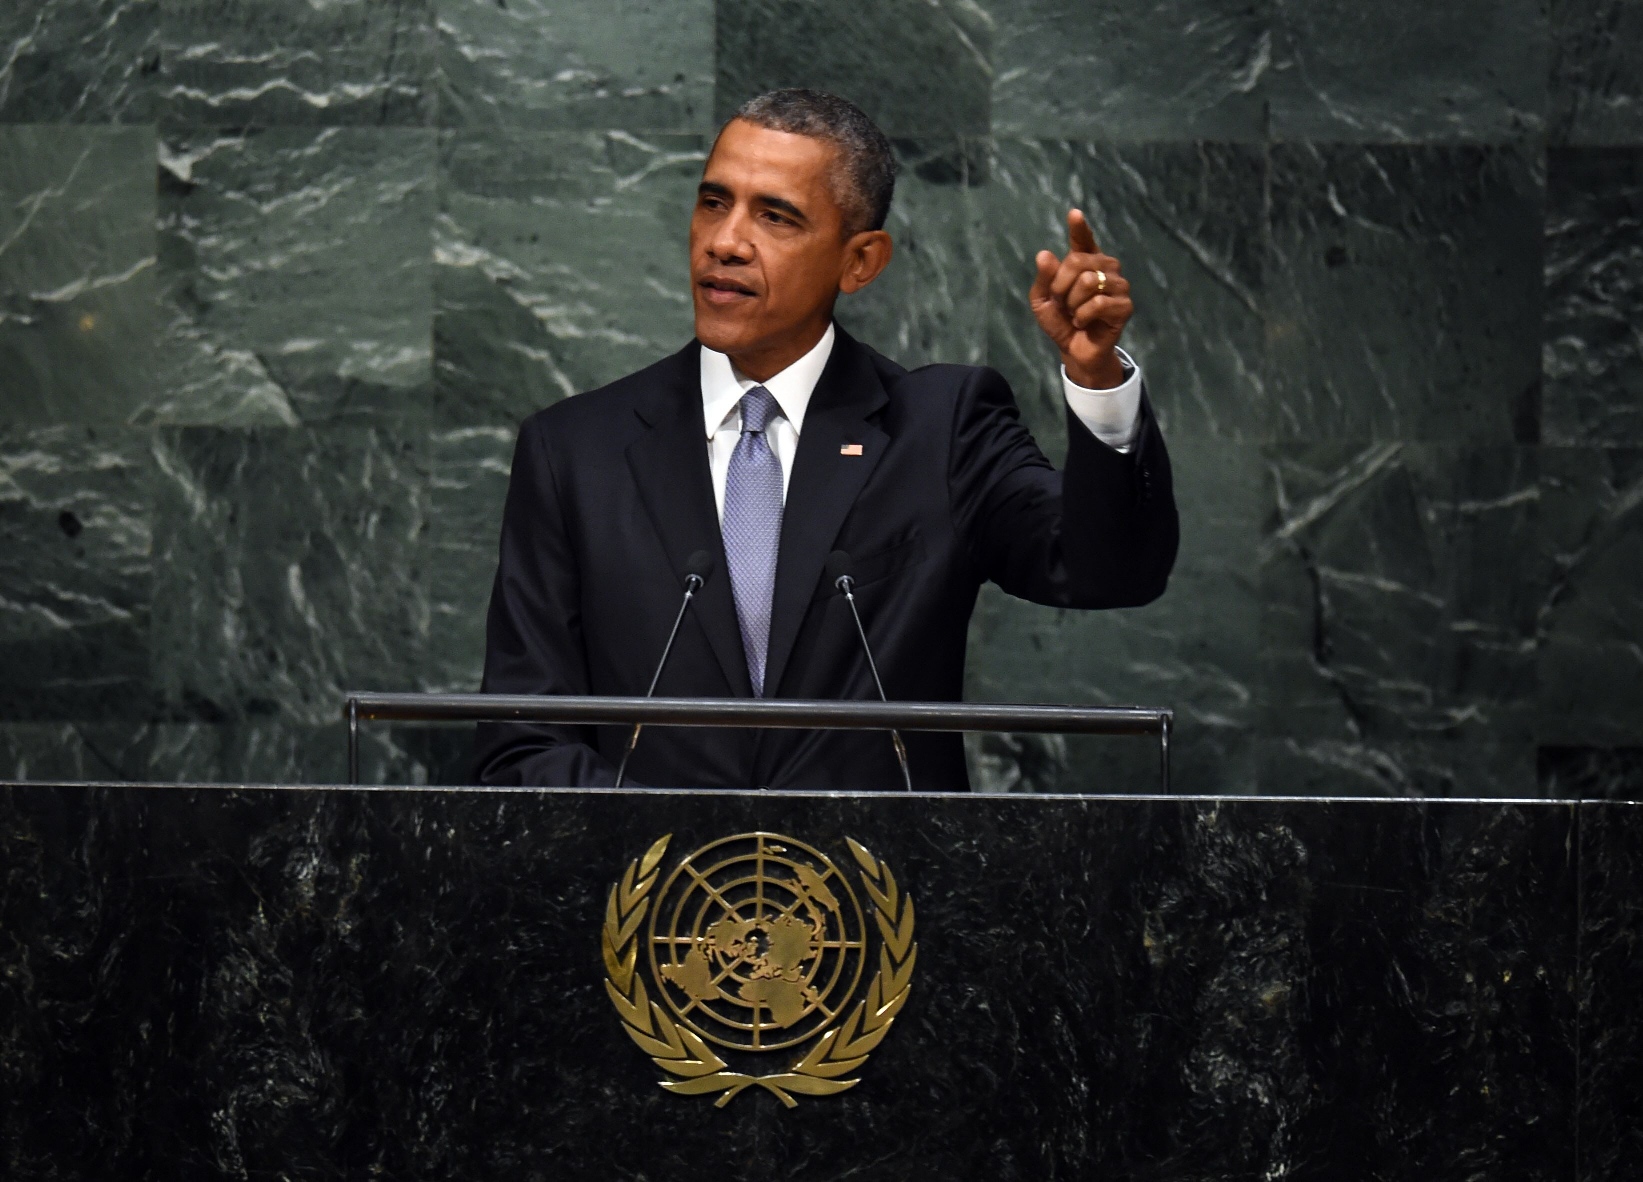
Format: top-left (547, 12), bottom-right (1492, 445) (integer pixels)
top-left (648, 832), bottom-right (867, 1051)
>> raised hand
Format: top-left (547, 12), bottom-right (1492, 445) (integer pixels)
top-left (1028, 208), bottom-right (1134, 390)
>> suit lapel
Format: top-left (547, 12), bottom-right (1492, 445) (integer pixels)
top-left (626, 345), bottom-right (753, 697)
top-left (763, 329), bottom-right (890, 698)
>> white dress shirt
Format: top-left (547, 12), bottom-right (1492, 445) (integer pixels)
top-left (700, 323), bottom-right (1144, 517)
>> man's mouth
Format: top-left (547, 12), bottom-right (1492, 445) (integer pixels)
top-left (698, 276), bottom-right (758, 304)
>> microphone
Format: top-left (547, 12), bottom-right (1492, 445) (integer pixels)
top-left (613, 550), bottom-right (714, 788)
top-left (826, 550), bottom-right (913, 792)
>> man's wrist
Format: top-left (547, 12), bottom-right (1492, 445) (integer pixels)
top-left (1062, 351), bottom-right (1126, 391)
top-left (1062, 349), bottom-right (1128, 392)
top-left (1061, 347), bottom-right (1142, 451)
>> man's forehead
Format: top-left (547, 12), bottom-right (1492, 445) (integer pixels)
top-left (701, 121), bottom-right (839, 196)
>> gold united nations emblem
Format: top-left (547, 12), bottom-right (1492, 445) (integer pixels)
top-left (600, 831), bottom-right (917, 1107)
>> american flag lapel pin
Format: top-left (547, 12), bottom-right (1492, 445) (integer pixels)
top-left (840, 443), bottom-right (864, 456)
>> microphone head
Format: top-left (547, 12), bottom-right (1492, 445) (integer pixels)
top-left (825, 549), bottom-right (854, 589)
top-left (683, 555), bottom-right (716, 591)
top-left (684, 550), bottom-right (715, 584)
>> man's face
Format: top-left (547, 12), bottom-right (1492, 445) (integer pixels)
top-left (689, 120), bottom-right (860, 369)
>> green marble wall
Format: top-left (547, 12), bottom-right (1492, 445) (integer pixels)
top-left (2, 0), bottom-right (1640, 795)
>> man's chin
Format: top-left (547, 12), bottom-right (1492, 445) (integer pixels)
top-left (692, 311), bottom-right (762, 356)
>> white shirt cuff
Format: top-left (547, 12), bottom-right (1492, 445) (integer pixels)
top-left (1061, 346), bottom-right (1143, 453)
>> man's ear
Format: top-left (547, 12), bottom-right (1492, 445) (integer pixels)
top-left (838, 229), bottom-right (893, 294)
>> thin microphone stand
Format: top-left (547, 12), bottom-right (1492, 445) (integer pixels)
top-left (835, 574), bottom-right (914, 792)
top-left (613, 572), bottom-right (703, 788)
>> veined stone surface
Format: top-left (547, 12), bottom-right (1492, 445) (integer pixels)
top-left (0, 0), bottom-right (1639, 791)
top-left (991, 0), bottom-right (1270, 141)
top-left (1544, 147), bottom-right (1643, 445)
top-left (1536, 447), bottom-right (1643, 746)
top-left (1269, 0), bottom-right (1547, 142)
top-left (0, 0), bottom-right (159, 122)
top-left (434, 129), bottom-right (702, 425)
top-left (1266, 144), bottom-right (1543, 443)
top-left (1541, 745), bottom-right (1643, 800)
top-left (1551, 0), bottom-right (1643, 144)
top-left (0, 125), bottom-right (156, 426)
top-left (1259, 736), bottom-right (1540, 798)
top-left (153, 126), bottom-right (436, 427)
top-left (424, 425), bottom-right (513, 695)
top-left (0, 786), bottom-right (1590, 1176)
top-left (0, 427), bottom-right (154, 721)
top-left (1261, 443), bottom-right (1544, 743)
top-left (150, 426), bottom-right (431, 729)
top-left (438, 0), bottom-right (714, 131)
top-left (162, 0), bottom-right (437, 126)
top-left (1579, 800), bottom-right (1643, 1177)
top-left (715, 0), bottom-right (992, 136)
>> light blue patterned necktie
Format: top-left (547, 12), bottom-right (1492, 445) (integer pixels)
top-left (723, 385), bottom-right (783, 696)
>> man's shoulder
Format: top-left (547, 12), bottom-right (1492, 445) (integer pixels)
top-left (521, 342), bottom-right (697, 439)
top-left (852, 335), bottom-right (1000, 402)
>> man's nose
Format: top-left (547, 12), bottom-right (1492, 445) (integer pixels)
top-left (707, 206), bottom-right (754, 263)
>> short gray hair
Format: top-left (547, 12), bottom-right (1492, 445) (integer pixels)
top-left (728, 89), bottom-right (898, 236)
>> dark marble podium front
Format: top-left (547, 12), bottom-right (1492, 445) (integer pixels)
top-left (1, 783), bottom-right (1636, 1181)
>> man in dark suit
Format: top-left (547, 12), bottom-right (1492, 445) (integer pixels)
top-left (475, 89), bottom-right (1178, 791)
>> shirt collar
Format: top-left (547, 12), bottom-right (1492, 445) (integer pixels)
top-left (700, 321), bottom-right (836, 439)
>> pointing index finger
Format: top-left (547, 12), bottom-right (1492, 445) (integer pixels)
top-left (1067, 208), bottom-right (1099, 255)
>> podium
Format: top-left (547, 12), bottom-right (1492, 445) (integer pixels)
top-left (3, 772), bottom-right (1636, 1178)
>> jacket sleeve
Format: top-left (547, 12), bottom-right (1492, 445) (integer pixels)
top-left (949, 365), bottom-right (1179, 609)
top-left (471, 415), bottom-right (623, 787)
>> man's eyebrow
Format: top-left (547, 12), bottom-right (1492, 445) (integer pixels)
top-left (696, 181), bottom-right (810, 224)
top-left (755, 194), bottom-right (808, 222)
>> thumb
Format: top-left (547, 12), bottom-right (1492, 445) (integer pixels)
top-left (1029, 249), bottom-right (1058, 302)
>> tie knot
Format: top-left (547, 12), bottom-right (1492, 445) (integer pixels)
top-left (740, 385), bottom-right (778, 434)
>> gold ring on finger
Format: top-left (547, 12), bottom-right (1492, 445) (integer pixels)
top-left (1096, 269), bottom-right (1108, 294)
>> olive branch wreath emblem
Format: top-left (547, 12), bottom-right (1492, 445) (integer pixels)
top-left (600, 833), bottom-right (917, 1107)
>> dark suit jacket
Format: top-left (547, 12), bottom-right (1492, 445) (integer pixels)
top-left (474, 326), bottom-right (1178, 791)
